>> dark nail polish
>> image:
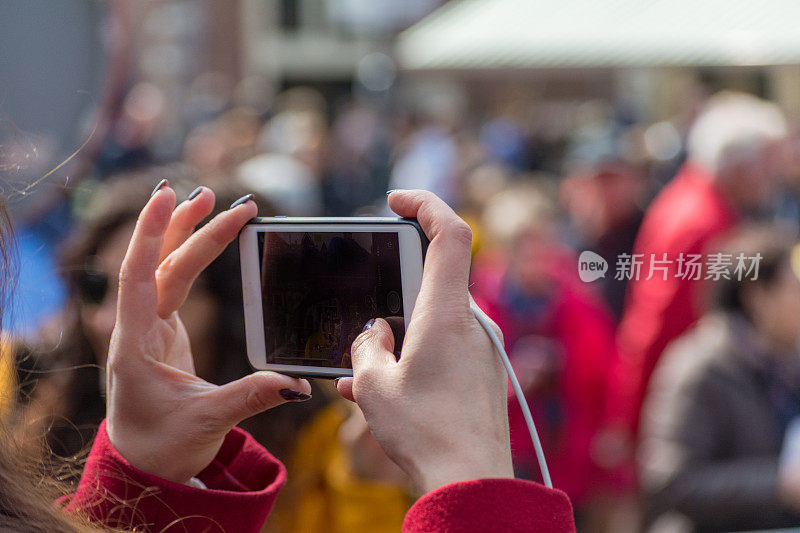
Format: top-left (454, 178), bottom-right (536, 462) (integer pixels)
top-left (151, 179), bottom-right (168, 197)
top-left (362, 318), bottom-right (376, 332)
top-left (229, 193), bottom-right (254, 209)
top-left (187, 186), bottom-right (204, 201)
top-left (280, 389), bottom-right (312, 402)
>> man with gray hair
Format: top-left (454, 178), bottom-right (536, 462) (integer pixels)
top-left (687, 92), bottom-right (788, 214)
top-left (603, 92), bottom-right (788, 456)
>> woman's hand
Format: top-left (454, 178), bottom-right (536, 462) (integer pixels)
top-left (336, 190), bottom-right (514, 494)
top-left (106, 183), bottom-right (311, 484)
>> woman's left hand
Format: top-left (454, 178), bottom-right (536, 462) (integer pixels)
top-left (106, 183), bottom-right (311, 483)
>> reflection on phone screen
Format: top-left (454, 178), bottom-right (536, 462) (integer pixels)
top-left (258, 231), bottom-right (404, 368)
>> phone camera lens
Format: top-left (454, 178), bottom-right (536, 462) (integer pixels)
top-left (387, 290), bottom-right (401, 314)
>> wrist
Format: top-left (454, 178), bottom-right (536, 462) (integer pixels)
top-left (410, 449), bottom-right (514, 494)
top-left (106, 422), bottom-right (203, 484)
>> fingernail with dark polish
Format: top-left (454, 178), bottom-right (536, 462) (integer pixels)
top-left (362, 318), bottom-right (376, 332)
top-left (229, 193), bottom-right (254, 209)
top-left (187, 186), bottom-right (204, 201)
top-left (151, 179), bottom-right (168, 197)
top-left (280, 389), bottom-right (312, 402)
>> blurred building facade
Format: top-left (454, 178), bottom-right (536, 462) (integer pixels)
top-left (396, 0), bottom-right (800, 123)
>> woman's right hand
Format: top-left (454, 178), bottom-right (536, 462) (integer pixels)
top-left (336, 190), bottom-right (514, 494)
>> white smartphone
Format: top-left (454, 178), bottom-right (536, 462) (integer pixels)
top-left (239, 217), bottom-right (428, 378)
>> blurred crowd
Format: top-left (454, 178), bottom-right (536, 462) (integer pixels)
top-left (4, 68), bottom-right (800, 533)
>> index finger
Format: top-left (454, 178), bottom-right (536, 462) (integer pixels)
top-left (117, 186), bottom-right (176, 333)
top-left (387, 190), bottom-right (472, 306)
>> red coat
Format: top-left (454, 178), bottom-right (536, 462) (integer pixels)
top-left (471, 252), bottom-right (617, 507)
top-left (607, 163), bottom-right (738, 435)
top-left (63, 420), bottom-right (575, 532)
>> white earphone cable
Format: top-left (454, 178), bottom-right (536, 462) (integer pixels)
top-left (471, 306), bottom-right (553, 489)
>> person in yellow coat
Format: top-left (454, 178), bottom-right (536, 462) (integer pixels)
top-left (0, 337), bottom-right (12, 420)
top-left (270, 389), bottom-right (413, 533)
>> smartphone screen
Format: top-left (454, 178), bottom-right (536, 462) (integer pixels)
top-left (258, 231), bottom-right (403, 368)
top-left (240, 219), bottom-right (424, 377)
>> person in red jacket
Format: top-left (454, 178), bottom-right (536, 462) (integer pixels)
top-left (0, 187), bottom-right (575, 531)
top-left (605, 92), bottom-right (789, 455)
top-left (470, 184), bottom-right (617, 516)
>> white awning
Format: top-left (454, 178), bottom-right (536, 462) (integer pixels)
top-left (396, 0), bottom-right (800, 70)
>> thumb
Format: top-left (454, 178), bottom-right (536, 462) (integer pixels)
top-left (208, 372), bottom-right (312, 425)
top-left (338, 318), bottom-right (399, 402)
top-left (351, 318), bottom-right (397, 376)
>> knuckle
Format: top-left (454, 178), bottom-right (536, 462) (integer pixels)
top-left (106, 353), bottom-right (124, 375)
top-left (444, 220), bottom-right (473, 247)
top-left (155, 255), bottom-right (183, 283)
top-left (156, 256), bottom-right (193, 287)
top-left (450, 307), bottom-right (478, 329)
top-left (350, 331), bottom-right (371, 358)
top-left (197, 412), bottom-right (229, 437)
top-left (244, 385), bottom-right (269, 415)
top-left (157, 253), bottom-right (175, 271)
top-left (210, 228), bottom-right (230, 248)
top-left (415, 189), bottom-right (437, 203)
top-left (117, 265), bottom-right (135, 288)
top-left (352, 365), bottom-right (382, 398)
top-left (154, 265), bottom-right (168, 284)
top-left (207, 216), bottom-right (235, 247)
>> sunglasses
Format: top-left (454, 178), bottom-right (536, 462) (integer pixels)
top-left (77, 264), bottom-right (110, 305)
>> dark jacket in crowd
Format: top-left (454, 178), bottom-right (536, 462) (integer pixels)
top-left (639, 314), bottom-right (800, 532)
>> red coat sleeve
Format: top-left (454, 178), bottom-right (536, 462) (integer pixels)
top-left (402, 478), bottom-right (575, 532)
top-left (62, 419), bottom-right (284, 532)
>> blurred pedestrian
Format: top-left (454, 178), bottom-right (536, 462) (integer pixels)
top-left (235, 88), bottom-right (328, 216)
top-left (321, 102), bottom-right (392, 215)
top-left (470, 183), bottom-right (617, 522)
top-left (639, 229), bottom-right (800, 532)
top-left (606, 92), bottom-right (789, 454)
top-left (272, 398), bottom-right (412, 533)
top-left (561, 157), bottom-right (647, 319)
top-left (387, 84), bottom-right (465, 206)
